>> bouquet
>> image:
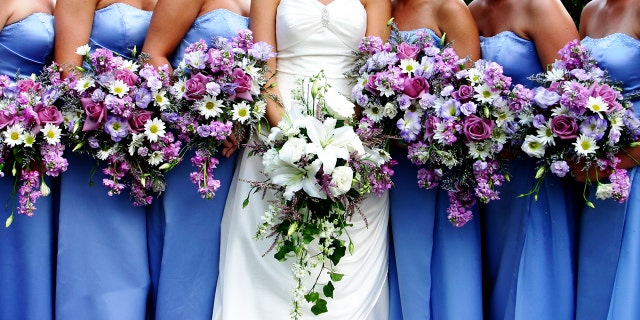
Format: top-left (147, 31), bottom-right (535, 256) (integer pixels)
top-left (519, 40), bottom-right (640, 205)
top-left (60, 45), bottom-right (181, 206)
top-left (248, 72), bottom-right (395, 318)
top-left (348, 31), bottom-right (523, 226)
top-left (0, 66), bottom-right (68, 226)
top-left (169, 29), bottom-right (274, 199)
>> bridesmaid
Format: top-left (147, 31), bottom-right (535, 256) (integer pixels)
top-left (140, 0), bottom-right (248, 318)
top-left (0, 1), bottom-right (56, 319)
top-left (54, 0), bottom-right (155, 319)
top-left (467, 0), bottom-right (579, 319)
top-left (575, 1), bottom-right (640, 319)
top-left (388, 1), bottom-right (483, 319)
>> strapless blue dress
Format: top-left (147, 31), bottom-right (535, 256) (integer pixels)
top-left (480, 31), bottom-right (577, 320)
top-left (145, 9), bottom-right (247, 319)
top-left (0, 13), bottom-right (55, 320)
top-left (577, 33), bottom-right (640, 320)
top-left (388, 28), bottom-right (483, 320)
top-left (55, 4), bottom-right (152, 320)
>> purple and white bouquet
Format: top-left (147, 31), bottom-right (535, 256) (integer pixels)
top-left (169, 29), bottom-right (274, 199)
top-left (61, 45), bottom-right (182, 206)
top-left (348, 32), bottom-right (520, 226)
top-left (519, 40), bottom-right (640, 204)
top-left (0, 66), bottom-right (68, 225)
top-left (248, 72), bottom-right (395, 318)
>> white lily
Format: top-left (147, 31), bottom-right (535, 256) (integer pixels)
top-left (304, 116), bottom-right (363, 175)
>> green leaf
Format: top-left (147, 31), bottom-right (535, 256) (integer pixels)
top-left (330, 272), bottom-right (344, 282)
top-left (305, 292), bottom-right (320, 303)
top-left (329, 244), bottom-right (346, 266)
top-left (242, 197), bottom-right (249, 209)
top-left (323, 281), bottom-right (335, 298)
top-left (310, 299), bottom-right (328, 315)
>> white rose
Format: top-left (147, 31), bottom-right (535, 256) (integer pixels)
top-left (595, 183), bottom-right (614, 200)
top-left (262, 148), bottom-right (281, 175)
top-left (328, 166), bottom-right (354, 197)
top-left (383, 102), bottom-right (397, 118)
top-left (521, 135), bottom-right (546, 158)
top-left (278, 137), bottom-right (307, 164)
top-left (323, 90), bottom-right (355, 120)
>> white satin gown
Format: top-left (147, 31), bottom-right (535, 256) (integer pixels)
top-left (212, 0), bottom-right (390, 319)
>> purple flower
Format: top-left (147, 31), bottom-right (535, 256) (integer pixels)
top-left (34, 104), bottom-right (64, 125)
top-left (229, 68), bottom-right (253, 101)
top-left (248, 41), bottom-right (276, 61)
top-left (533, 87), bottom-right (560, 108)
top-left (81, 98), bottom-right (107, 131)
top-left (397, 112), bottom-right (421, 142)
top-left (184, 73), bottom-right (209, 101)
top-left (459, 102), bottom-right (477, 116)
top-left (589, 83), bottom-right (623, 112)
top-left (196, 125), bottom-right (212, 137)
top-left (463, 115), bottom-right (495, 141)
top-left (88, 137), bottom-right (100, 148)
top-left (104, 116), bottom-right (129, 142)
top-left (133, 87), bottom-right (152, 109)
top-left (452, 85), bottom-right (474, 102)
top-left (550, 115), bottom-right (578, 139)
top-left (129, 109), bottom-right (154, 133)
top-left (438, 99), bottom-right (460, 119)
top-left (579, 115), bottom-right (608, 141)
top-left (550, 161), bottom-right (570, 177)
top-left (403, 76), bottom-right (430, 99)
top-left (396, 42), bottom-right (420, 60)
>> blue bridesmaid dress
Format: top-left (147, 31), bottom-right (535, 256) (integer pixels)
top-left (388, 28), bottom-right (483, 320)
top-left (55, 4), bottom-right (152, 320)
top-left (480, 31), bottom-right (577, 320)
top-left (146, 9), bottom-right (247, 319)
top-left (0, 13), bottom-right (56, 320)
top-left (577, 34), bottom-right (640, 320)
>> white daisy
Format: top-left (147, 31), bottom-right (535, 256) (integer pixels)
top-left (252, 100), bottom-right (267, 118)
top-left (97, 146), bottom-right (114, 160)
top-left (23, 132), bottom-right (36, 147)
top-left (468, 141), bottom-right (492, 160)
top-left (400, 59), bottom-right (420, 75)
top-left (3, 124), bottom-right (24, 147)
top-left (154, 90), bottom-right (170, 110)
top-left (75, 44), bottom-right (91, 56)
top-left (363, 104), bottom-right (384, 122)
top-left (545, 67), bottom-right (565, 82)
top-left (74, 77), bottom-right (95, 94)
top-left (467, 68), bottom-right (484, 84)
top-left (573, 134), bottom-right (599, 156)
top-left (144, 118), bottom-right (166, 142)
top-left (122, 59), bottom-right (140, 72)
top-left (473, 83), bottom-right (498, 104)
top-left (609, 111), bottom-right (626, 131)
top-left (42, 123), bottom-right (62, 145)
top-left (109, 79), bottom-right (129, 98)
top-left (551, 105), bottom-right (570, 116)
top-left (172, 79), bottom-right (186, 99)
top-left (232, 101), bottom-right (252, 123)
top-left (586, 96), bottom-right (609, 114)
top-left (197, 95), bottom-right (223, 119)
top-left (536, 123), bottom-right (556, 146)
top-left (147, 150), bottom-right (164, 166)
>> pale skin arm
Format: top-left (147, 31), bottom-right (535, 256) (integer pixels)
top-left (140, 0), bottom-right (204, 70)
top-left (363, 0), bottom-right (392, 39)
top-left (437, 0), bottom-right (480, 62)
top-left (54, 0), bottom-right (99, 76)
top-left (250, 0), bottom-right (284, 127)
top-left (525, 0), bottom-right (578, 69)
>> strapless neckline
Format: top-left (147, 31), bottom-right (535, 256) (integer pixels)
top-left (3, 12), bottom-right (52, 29)
top-left (583, 33), bottom-right (640, 48)
top-left (197, 8), bottom-right (247, 19)
top-left (96, 2), bottom-right (152, 13)
top-left (480, 30), bottom-right (531, 43)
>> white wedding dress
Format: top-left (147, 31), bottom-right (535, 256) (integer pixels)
top-left (212, 0), bottom-right (390, 319)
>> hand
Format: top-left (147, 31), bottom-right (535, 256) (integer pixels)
top-left (221, 133), bottom-right (238, 158)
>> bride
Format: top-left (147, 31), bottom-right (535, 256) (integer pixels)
top-left (213, 0), bottom-right (392, 319)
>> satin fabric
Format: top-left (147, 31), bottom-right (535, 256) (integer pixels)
top-left (0, 13), bottom-right (56, 320)
top-left (212, 0), bottom-right (389, 318)
top-left (146, 9), bottom-right (247, 319)
top-left (388, 28), bottom-right (483, 320)
top-left (55, 4), bottom-right (152, 319)
top-left (577, 33), bottom-right (640, 320)
top-left (480, 31), bottom-right (578, 320)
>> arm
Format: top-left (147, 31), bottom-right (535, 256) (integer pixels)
top-left (578, 1), bottom-right (597, 39)
top-left (141, 0), bottom-right (205, 69)
top-left (363, 0), bottom-right (391, 39)
top-left (54, 0), bottom-right (99, 76)
top-left (525, 0), bottom-right (578, 69)
top-left (250, 0), bottom-right (283, 127)
top-left (437, 0), bottom-right (480, 61)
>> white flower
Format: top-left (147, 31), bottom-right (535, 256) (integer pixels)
top-left (573, 134), bottom-right (599, 156)
top-left (75, 44), bottom-right (91, 56)
top-left (97, 146), bottom-right (114, 160)
top-left (323, 90), bottom-right (355, 120)
top-left (551, 105), bottom-right (570, 116)
top-left (122, 59), bottom-right (139, 72)
top-left (109, 79), bottom-right (129, 98)
top-left (42, 123), bottom-right (62, 145)
top-left (473, 83), bottom-right (498, 104)
top-left (468, 141), bottom-right (492, 160)
top-left (521, 135), bottom-right (547, 158)
top-left (252, 100), bottom-right (267, 118)
top-left (74, 77), bottom-right (95, 94)
top-left (172, 79), bottom-right (186, 98)
top-left (328, 166), bottom-right (354, 197)
top-left (595, 183), bottom-right (614, 200)
top-left (271, 158), bottom-right (324, 200)
top-left (128, 133), bottom-right (145, 156)
top-left (232, 101), bottom-right (251, 123)
top-left (400, 58), bottom-right (420, 75)
top-left (148, 150), bottom-right (164, 166)
top-left (467, 68), bottom-right (484, 84)
top-left (304, 116), bottom-right (364, 174)
top-left (383, 102), bottom-right (398, 118)
top-left (3, 124), bottom-right (24, 147)
top-left (197, 95), bottom-right (223, 119)
top-left (609, 111), bottom-right (625, 131)
top-left (183, 50), bottom-right (208, 70)
top-left (536, 123), bottom-right (556, 146)
top-left (278, 137), bottom-right (308, 164)
top-left (144, 118), bottom-right (166, 142)
top-left (22, 132), bottom-right (36, 147)
top-left (545, 67), bottom-right (565, 82)
top-left (154, 90), bottom-right (170, 110)
top-left (363, 104), bottom-right (384, 122)
top-left (586, 96), bottom-right (609, 114)
top-left (262, 148), bottom-right (283, 176)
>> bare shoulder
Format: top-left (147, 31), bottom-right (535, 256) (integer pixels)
top-left (467, 0), bottom-right (486, 15)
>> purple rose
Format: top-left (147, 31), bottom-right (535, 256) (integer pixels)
top-left (0, 111), bottom-right (14, 129)
top-left (550, 115), bottom-right (578, 139)
top-left (81, 98), bottom-right (107, 131)
top-left (128, 109), bottom-right (154, 133)
top-left (229, 68), bottom-right (253, 101)
top-left (34, 104), bottom-right (64, 125)
top-left (396, 42), bottom-right (420, 60)
top-left (16, 78), bottom-right (39, 93)
top-left (403, 76), bottom-right (429, 98)
top-left (463, 115), bottom-right (495, 141)
top-left (114, 69), bottom-right (139, 87)
top-left (589, 83), bottom-right (622, 111)
top-left (184, 73), bottom-right (209, 101)
top-left (365, 74), bottom-right (379, 94)
top-left (452, 85), bottom-right (474, 102)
